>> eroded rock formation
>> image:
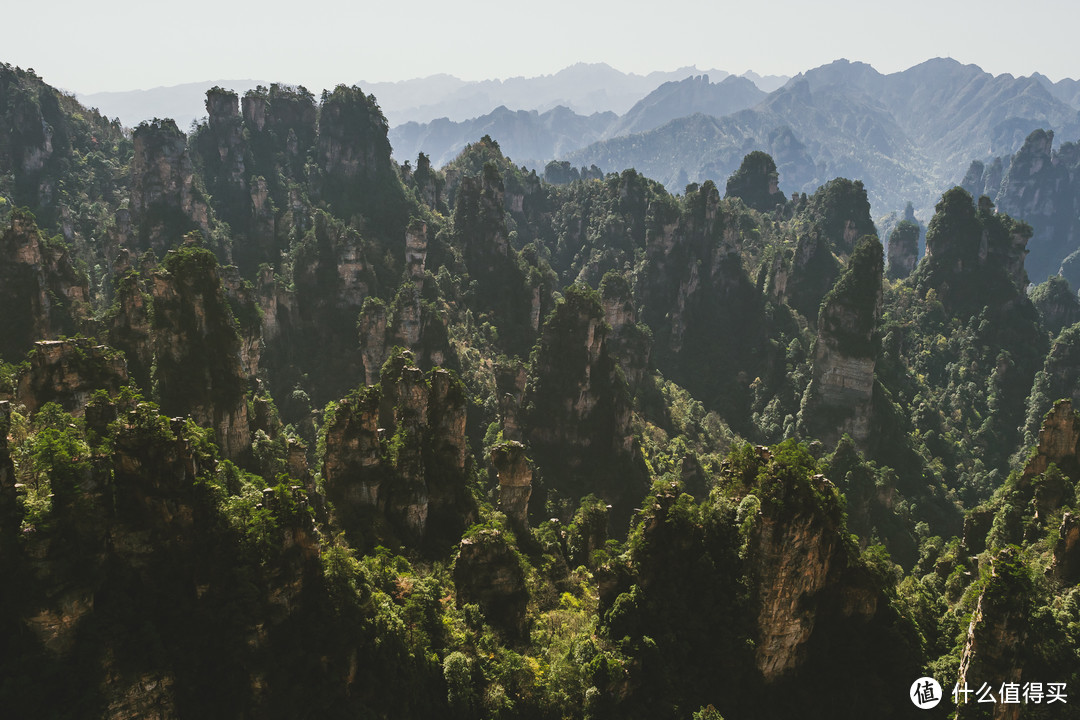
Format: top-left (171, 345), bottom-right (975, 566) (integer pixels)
top-left (454, 529), bottom-right (528, 638)
top-left (800, 236), bottom-right (883, 449)
top-left (599, 273), bottom-right (651, 393)
top-left (886, 219), bottom-right (919, 280)
top-left (995, 130), bottom-right (1080, 284)
top-left (1021, 399), bottom-right (1080, 482)
top-left (491, 441), bottom-right (531, 528)
top-left (129, 119), bottom-right (212, 257)
top-left (0, 209), bottom-right (91, 361)
top-left (955, 548), bottom-right (1029, 719)
top-left (150, 248), bottom-right (251, 460)
top-left (16, 339), bottom-right (128, 414)
top-left (524, 285), bottom-right (646, 525)
top-left (322, 353), bottom-right (472, 549)
top-left (742, 463), bottom-right (886, 683)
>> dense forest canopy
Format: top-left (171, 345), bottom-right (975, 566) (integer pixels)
top-left (2, 60), bottom-right (1080, 719)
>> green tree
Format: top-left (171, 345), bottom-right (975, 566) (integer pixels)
top-left (725, 150), bottom-right (782, 212)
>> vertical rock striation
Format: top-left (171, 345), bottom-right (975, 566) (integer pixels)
top-left (0, 209), bottom-right (91, 361)
top-left (800, 236), bottom-right (883, 449)
top-left (322, 352), bottom-right (472, 550)
top-left (150, 248), bottom-right (251, 460)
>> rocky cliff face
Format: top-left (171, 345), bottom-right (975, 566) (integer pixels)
top-left (724, 150), bottom-right (786, 212)
top-left (1022, 399), bottom-right (1080, 482)
top-left (190, 85), bottom-right (320, 275)
top-left (491, 441), bottom-right (531, 529)
top-left (955, 548), bottom-right (1030, 719)
top-left (202, 88), bottom-right (246, 189)
top-left (494, 361), bottom-right (528, 442)
top-left (800, 236), bottom-right (883, 449)
top-left (278, 211), bottom-right (378, 404)
top-left (885, 219), bottom-right (919, 280)
top-left (0, 65), bottom-right (131, 234)
top-left (524, 286), bottom-right (646, 525)
top-left (0, 209), bottom-right (91, 361)
top-left (456, 167), bottom-right (510, 272)
top-left (16, 339), bottom-right (128, 414)
top-left (737, 455), bottom-right (921, 720)
top-left (995, 130), bottom-right (1079, 284)
top-left (748, 470), bottom-right (881, 681)
top-left (409, 152), bottom-right (444, 212)
top-left (357, 279), bottom-right (455, 386)
top-left (1024, 323), bottom-right (1080, 444)
top-left (243, 84), bottom-right (318, 151)
top-left (219, 266), bottom-right (264, 381)
top-left (599, 273), bottom-right (651, 393)
top-left (3, 395), bottom-right (321, 719)
top-left (962, 130), bottom-right (1080, 288)
top-left (128, 120), bottom-right (212, 258)
top-left (782, 229), bottom-right (839, 322)
top-left (313, 85), bottom-right (403, 226)
top-left (149, 248), bottom-right (251, 460)
top-left (451, 163), bottom-right (544, 356)
top-left (106, 273), bottom-right (154, 391)
top-left (640, 181), bottom-right (772, 425)
top-left (322, 353), bottom-right (472, 550)
top-left (982, 400), bottom-right (1080, 550)
top-left (4, 72), bottom-right (55, 193)
top-left (1052, 512), bottom-right (1080, 584)
top-left (609, 447), bottom-right (921, 718)
top-left (453, 528), bottom-right (528, 638)
top-left (316, 88), bottom-right (388, 182)
top-left (805, 178), bottom-right (877, 258)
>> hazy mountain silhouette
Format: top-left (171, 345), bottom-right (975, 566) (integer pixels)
top-left (390, 105), bottom-right (616, 168)
top-left (604, 74), bottom-right (765, 138)
top-left (567, 58), bottom-right (1080, 219)
top-left (80, 79), bottom-right (269, 130)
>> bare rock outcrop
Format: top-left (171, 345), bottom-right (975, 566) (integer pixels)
top-left (1021, 399), bottom-right (1080, 481)
top-left (0, 209), bottom-right (91, 361)
top-left (747, 469), bottom-right (880, 681)
top-left (16, 339), bottom-right (128, 414)
top-left (995, 129), bottom-right (1079, 284)
top-left (1052, 512), bottom-right (1080, 584)
top-left (491, 441), bottom-right (532, 529)
top-left (322, 352), bottom-right (472, 550)
top-left (454, 529), bottom-right (528, 638)
top-left (129, 119), bottom-right (212, 258)
top-left (599, 273), bottom-right (651, 393)
top-left (955, 548), bottom-right (1030, 719)
top-left (524, 285), bottom-right (647, 526)
top-left (150, 248), bottom-right (251, 460)
top-left (800, 236), bottom-right (883, 449)
top-left (886, 219), bottom-right (919, 280)
top-left (107, 272), bottom-right (154, 390)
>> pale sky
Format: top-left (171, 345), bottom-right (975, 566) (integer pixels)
top-left (7, 0), bottom-right (1078, 94)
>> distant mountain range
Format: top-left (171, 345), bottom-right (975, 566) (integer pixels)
top-left (562, 59), bottom-right (1080, 221)
top-left (76, 58), bottom-right (1080, 231)
top-left (390, 58), bottom-right (1080, 224)
top-left (390, 106), bottom-right (618, 170)
top-left (79, 79), bottom-right (271, 131)
top-left (365, 64), bottom-right (785, 125)
top-left (76, 63), bottom-right (790, 130)
top-left (389, 74), bottom-right (769, 169)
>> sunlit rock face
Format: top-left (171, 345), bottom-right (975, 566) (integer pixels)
top-left (800, 237), bottom-right (883, 450)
